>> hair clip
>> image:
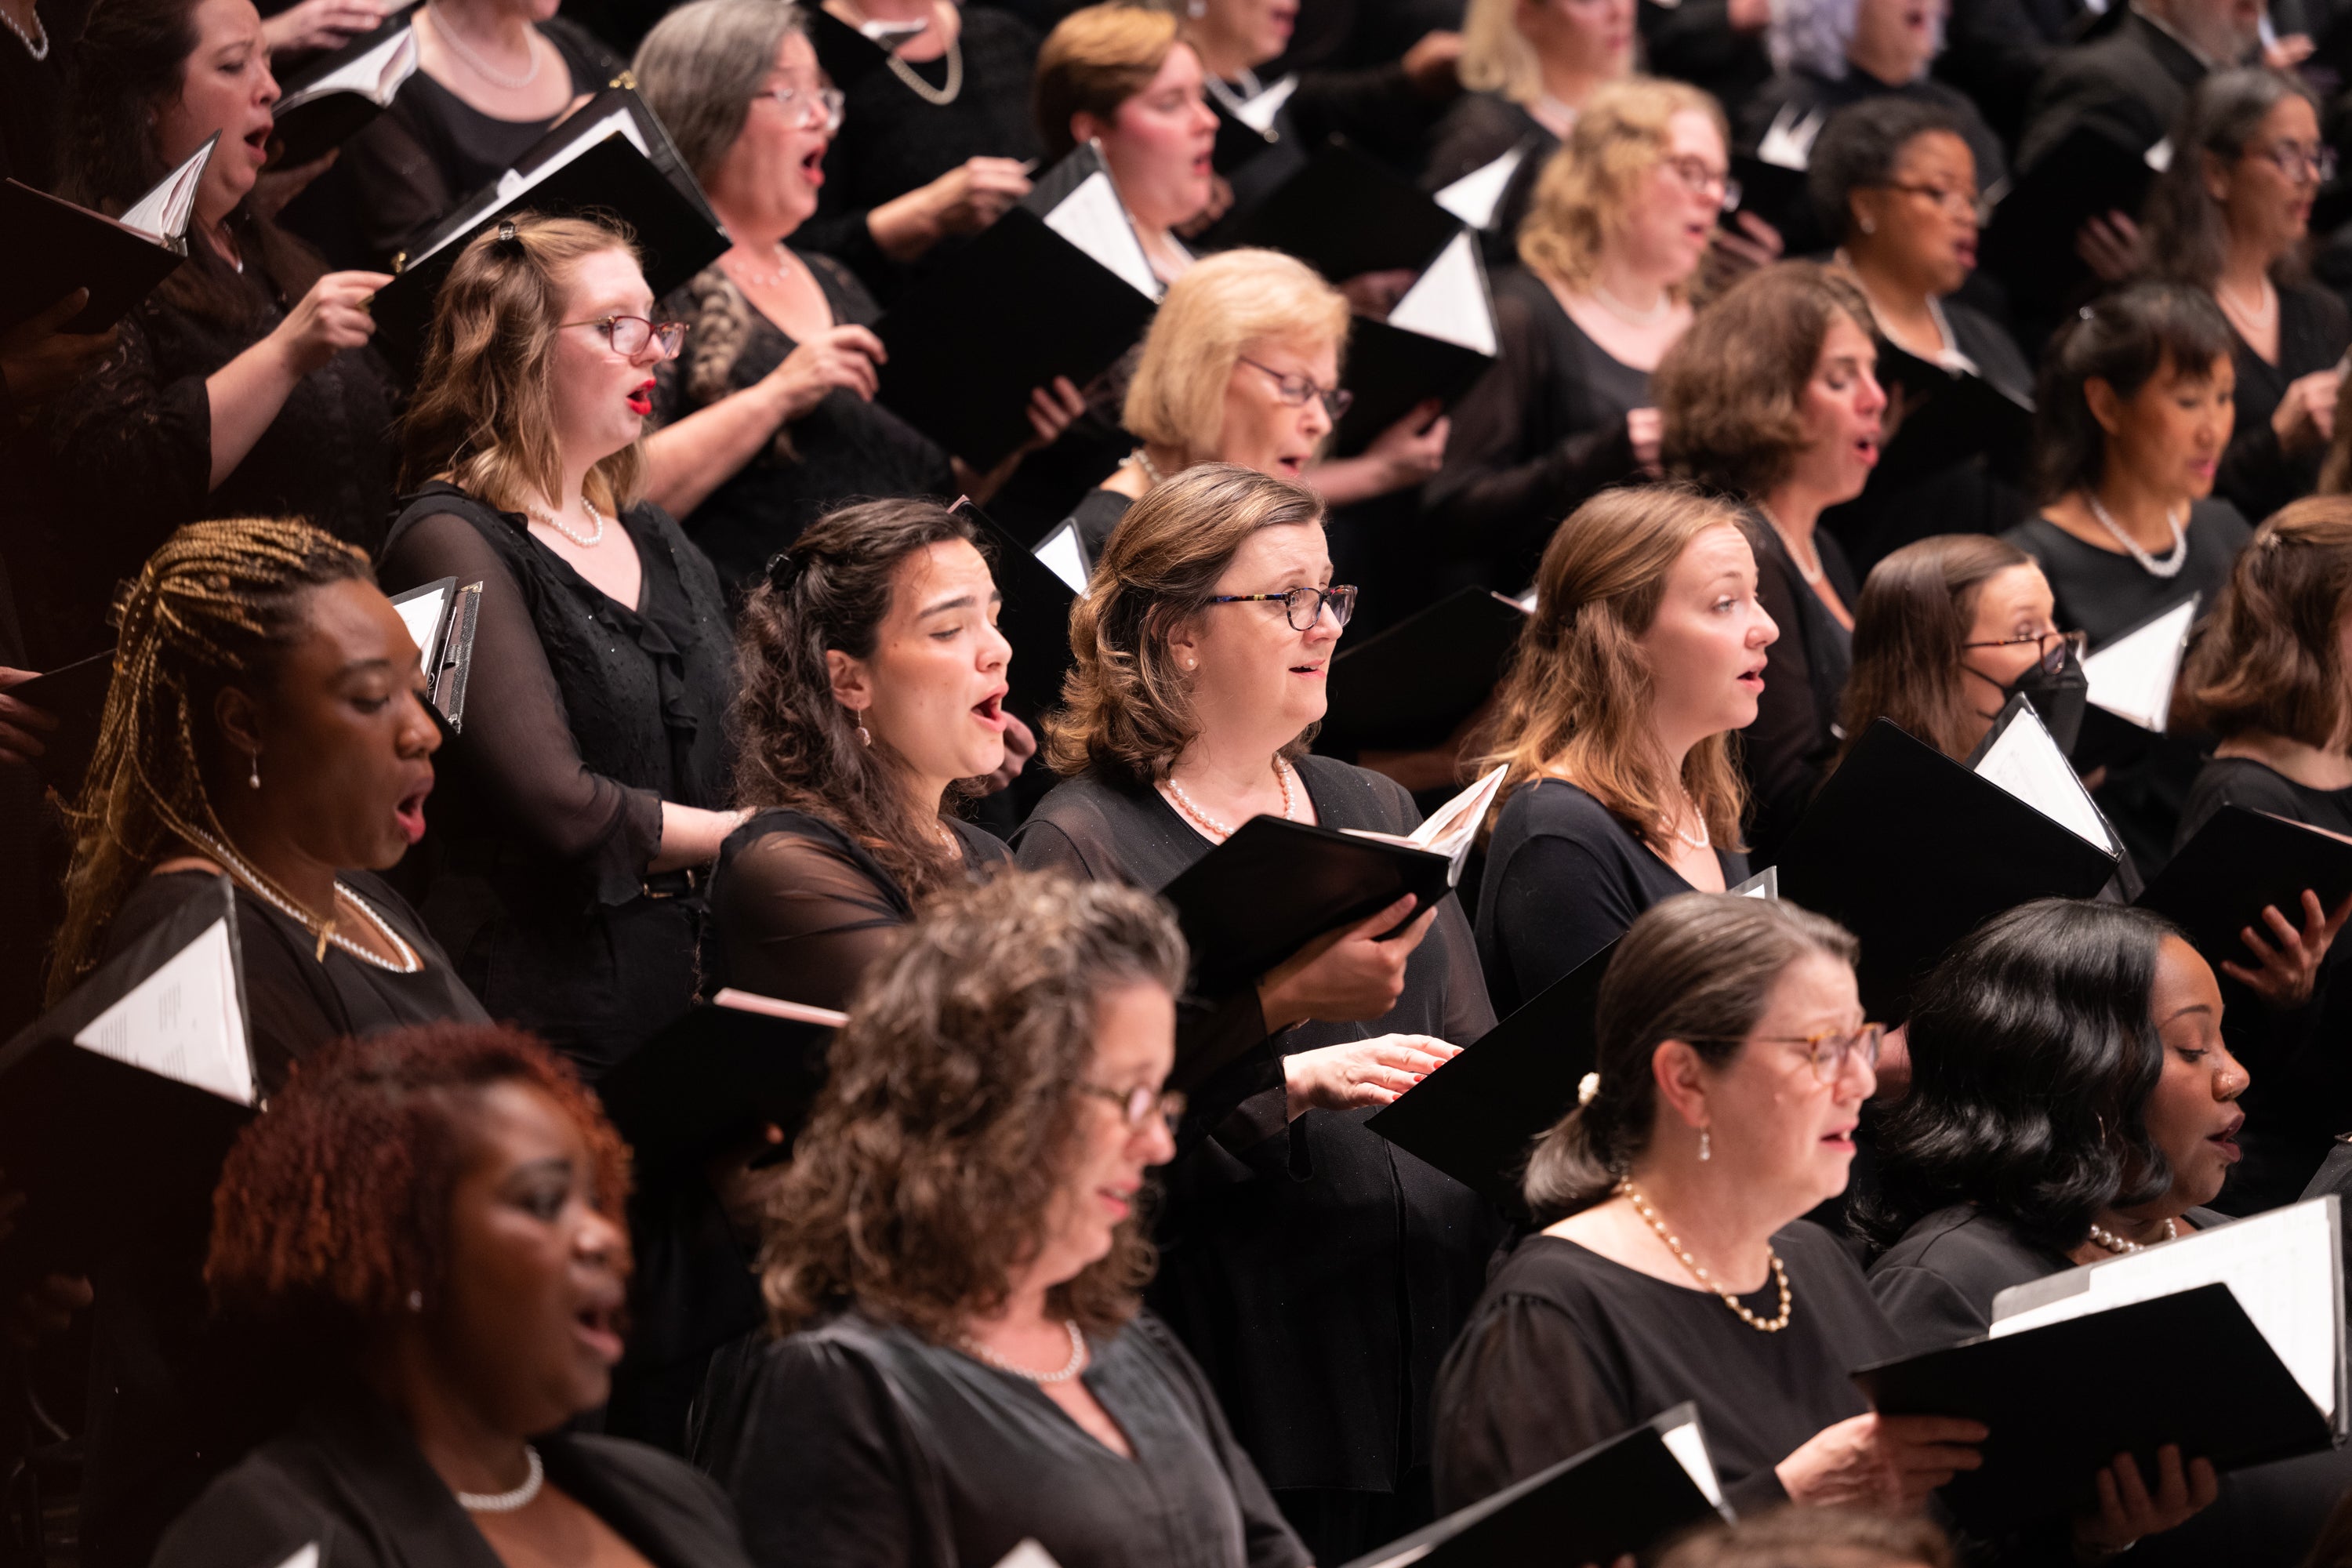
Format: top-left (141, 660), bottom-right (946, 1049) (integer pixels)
top-left (765, 547), bottom-right (809, 591)
top-left (1577, 1071), bottom-right (1601, 1107)
top-left (2078, 304), bottom-right (2096, 321)
top-left (495, 220), bottom-right (521, 249)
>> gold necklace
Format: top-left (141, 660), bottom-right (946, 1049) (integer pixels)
top-left (1616, 1175), bottom-right (1793, 1332)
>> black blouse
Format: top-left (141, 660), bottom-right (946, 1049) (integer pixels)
top-left (376, 482), bottom-right (735, 1076)
top-left (1422, 266), bottom-right (1650, 591)
top-left (691, 1309), bottom-right (1310, 1568)
top-left (1475, 778), bottom-right (1750, 1018)
top-left (651, 253), bottom-right (955, 590)
top-left (1433, 1222), bottom-right (1904, 1515)
top-left (1741, 510), bottom-right (1857, 869)
top-left (2216, 283), bottom-right (2351, 528)
top-left (1012, 756), bottom-right (1503, 1499)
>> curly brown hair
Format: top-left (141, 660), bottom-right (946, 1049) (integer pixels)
top-left (1654, 262), bottom-right (1875, 499)
top-left (759, 869), bottom-right (1185, 1341)
top-left (206, 1022), bottom-right (632, 1348)
top-left (731, 497), bottom-right (989, 902)
top-left (1043, 463), bottom-right (1327, 785)
top-left (2172, 496), bottom-right (2352, 747)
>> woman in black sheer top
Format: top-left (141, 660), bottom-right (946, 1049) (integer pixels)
top-left (380, 215), bottom-right (747, 1077)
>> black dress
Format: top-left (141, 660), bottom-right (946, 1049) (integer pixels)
top-left (80, 868), bottom-right (486, 1568)
top-left (376, 482), bottom-right (736, 1076)
top-left (1475, 778), bottom-right (1751, 1018)
top-left (651, 254), bottom-right (955, 590)
top-left (1740, 510), bottom-right (1857, 869)
top-left (1432, 1221), bottom-right (1905, 1514)
top-left (1012, 757), bottom-right (1502, 1560)
top-left (692, 1308), bottom-right (1310, 1568)
top-left (2215, 283), bottom-right (2351, 527)
top-left (152, 1382), bottom-right (757, 1568)
top-left (1417, 93), bottom-right (1556, 269)
top-left (1422, 267), bottom-right (1650, 592)
top-left (0, 0), bottom-right (89, 191)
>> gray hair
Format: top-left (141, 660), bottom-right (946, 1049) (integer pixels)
top-left (1768, 0), bottom-right (1943, 80)
top-left (2144, 67), bottom-right (2318, 292)
top-left (632, 0), bottom-right (808, 188)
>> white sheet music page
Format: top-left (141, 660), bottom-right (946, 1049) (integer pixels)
top-left (2082, 597), bottom-right (2197, 731)
top-left (1041, 169), bottom-right (1159, 299)
top-left (1410, 764), bottom-right (1508, 869)
top-left (1435, 143), bottom-right (1526, 229)
top-left (1232, 73), bottom-right (1298, 132)
top-left (1653, 1409), bottom-right (1726, 1508)
top-left (271, 1547), bottom-right (321, 1568)
top-left (1988, 1198), bottom-right (2340, 1419)
top-left (1033, 521), bottom-right (1091, 594)
top-left (1388, 231), bottom-right (1499, 357)
top-left (1757, 103), bottom-right (1823, 169)
top-left (495, 108), bottom-right (648, 201)
top-left (119, 132), bottom-right (219, 245)
top-left (991, 1541), bottom-right (1064, 1568)
top-left (279, 24), bottom-right (416, 108)
top-left (1972, 702), bottom-right (2115, 852)
top-left (73, 916), bottom-right (255, 1107)
top-left (393, 585), bottom-right (447, 677)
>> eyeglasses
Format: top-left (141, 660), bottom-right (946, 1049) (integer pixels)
top-left (1883, 180), bottom-right (1991, 224)
top-left (1960, 627), bottom-right (2087, 673)
top-left (561, 314), bottom-right (686, 359)
top-left (2246, 138), bottom-right (2337, 185)
top-left (1076, 1081), bottom-right (1187, 1133)
top-left (755, 82), bottom-right (847, 132)
top-left (1686, 1024), bottom-right (1887, 1085)
top-left (1239, 358), bottom-right (1355, 420)
top-left (1661, 153), bottom-right (1740, 213)
top-left (1206, 584), bottom-right (1359, 631)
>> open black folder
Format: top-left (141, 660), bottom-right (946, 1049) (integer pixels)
top-left (969, 506), bottom-right (1080, 719)
top-left (387, 575), bottom-right (484, 734)
top-left (0, 875), bottom-right (257, 1280)
top-left (1341, 1403), bottom-right (1727, 1568)
top-left (1319, 583), bottom-right (1527, 754)
top-left (594, 989), bottom-right (845, 1173)
top-left (2137, 805), bottom-right (2352, 969)
top-left (1983, 120), bottom-right (2158, 303)
top-left (0, 132), bottom-right (214, 333)
top-left (11, 647), bottom-right (113, 800)
top-left (1868, 338), bottom-right (2034, 493)
top-left (2073, 593), bottom-right (2198, 774)
top-left (806, 5), bottom-right (896, 89)
top-left (1218, 136), bottom-right (1465, 286)
top-left (267, 5), bottom-right (419, 169)
top-left (1857, 1197), bottom-right (2347, 1534)
top-left (1331, 229), bottom-right (1499, 456)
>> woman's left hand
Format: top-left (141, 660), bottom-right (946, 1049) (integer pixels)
top-left (1363, 400), bottom-right (1449, 486)
top-left (1704, 212), bottom-right (1782, 292)
top-left (1023, 377), bottom-right (1088, 452)
top-left (2220, 887), bottom-right (2352, 1010)
top-left (261, 0), bottom-right (387, 53)
top-left (2272, 368), bottom-right (2342, 454)
top-left (2072, 1446), bottom-right (2218, 1557)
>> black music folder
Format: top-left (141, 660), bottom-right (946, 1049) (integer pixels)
top-left (1218, 137), bottom-right (1464, 285)
top-left (0, 875), bottom-right (257, 1279)
top-left (1871, 339), bottom-right (2034, 492)
top-left (0, 132), bottom-right (214, 333)
top-left (1432, 136), bottom-right (1540, 235)
top-left (11, 648), bottom-right (111, 800)
top-left (387, 576), bottom-right (483, 734)
top-left (2137, 806), bottom-right (2352, 969)
top-left (267, 5), bottom-right (419, 169)
top-left (1332, 229), bottom-right (1499, 456)
top-left (1859, 1198), bottom-right (2346, 1533)
top-left (2073, 593), bottom-right (2198, 771)
top-left (1319, 583), bottom-right (1527, 753)
top-left (969, 506), bottom-right (1080, 718)
top-left (807, 5), bottom-right (895, 89)
top-left (1208, 73), bottom-right (1294, 174)
top-left (1773, 708), bottom-right (2118, 1018)
top-left (1984, 119), bottom-right (2158, 299)
top-left (1016, 140), bottom-right (1160, 299)
top-left (1341, 1404), bottom-right (1726, 1568)
top-left (594, 989), bottom-right (846, 1171)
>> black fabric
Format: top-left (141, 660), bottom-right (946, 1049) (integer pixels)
top-left (692, 1309), bottom-right (1310, 1568)
top-left (1935, 0), bottom-right (2089, 143)
top-left (1011, 757), bottom-right (1502, 1547)
top-left (2216, 282), bottom-right (2351, 526)
top-left (2017, 11), bottom-right (2212, 173)
top-left (1638, 0), bottom-right (1772, 118)
top-left (1069, 486), bottom-right (1135, 563)
top-left (1740, 510), bottom-right (1857, 869)
top-left (376, 482), bottom-right (735, 1076)
top-left (1432, 1222), bottom-right (1904, 1515)
top-left (651, 252), bottom-right (954, 590)
top-left (1474, 778), bottom-right (1750, 1018)
top-left (1421, 266), bottom-right (1649, 593)
top-left (0, 0), bottom-right (90, 191)
top-left (1417, 93), bottom-right (1556, 269)
top-left (151, 1382), bottom-right (755, 1568)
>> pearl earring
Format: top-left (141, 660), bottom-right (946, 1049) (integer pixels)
top-left (1698, 1127), bottom-right (1711, 1162)
top-left (1187, 0), bottom-right (1205, 16)
top-left (1857, 216), bottom-right (1875, 235)
top-left (858, 723), bottom-right (872, 747)
top-left (248, 751), bottom-right (261, 789)
top-left (408, 1289), bottom-right (424, 1312)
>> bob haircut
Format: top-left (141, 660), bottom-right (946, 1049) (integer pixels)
top-left (1523, 892), bottom-right (1860, 1221)
top-left (1860, 899), bottom-right (2182, 1254)
top-left (1805, 96), bottom-right (1973, 245)
top-left (1837, 533), bottom-right (2037, 764)
top-left (1518, 75), bottom-right (1726, 294)
top-left (1034, 3), bottom-right (1182, 161)
top-left (759, 869), bottom-right (1189, 1340)
top-left (2172, 496), bottom-right (2352, 747)
top-left (633, 0), bottom-right (808, 189)
top-left (207, 1022), bottom-right (632, 1345)
top-left (2143, 68), bottom-right (2318, 295)
top-left (1044, 463), bottom-right (1330, 785)
top-left (1475, 485), bottom-right (1755, 855)
top-left (1656, 261), bottom-right (1875, 498)
top-left (1122, 249), bottom-right (1351, 465)
top-left (400, 214), bottom-right (648, 518)
top-left (2031, 282), bottom-right (2234, 503)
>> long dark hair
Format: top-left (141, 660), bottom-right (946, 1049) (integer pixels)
top-left (1860, 899), bottom-right (2180, 1254)
top-left (1836, 533), bottom-right (2034, 765)
top-left (730, 498), bottom-right (987, 902)
top-left (2143, 67), bottom-right (2317, 293)
top-left (2031, 282), bottom-right (2234, 503)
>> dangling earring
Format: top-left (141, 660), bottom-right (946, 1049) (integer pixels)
top-left (248, 750), bottom-right (262, 789)
top-left (407, 1289), bottom-right (424, 1312)
top-left (857, 724), bottom-right (873, 747)
top-left (1698, 1127), bottom-right (1711, 1163)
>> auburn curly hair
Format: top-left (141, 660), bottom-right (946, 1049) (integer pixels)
top-left (206, 1022), bottom-right (632, 1348)
top-left (759, 869), bottom-right (1186, 1342)
top-left (2172, 496), bottom-right (2352, 748)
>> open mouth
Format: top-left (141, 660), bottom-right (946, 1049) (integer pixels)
top-left (1098, 1184), bottom-right (1136, 1218)
top-left (1853, 434), bottom-right (1879, 466)
top-left (1737, 664), bottom-right (1766, 693)
top-left (574, 1300), bottom-right (625, 1363)
top-left (800, 143), bottom-right (827, 185)
top-left (2210, 1114), bottom-right (2245, 1161)
top-left (1822, 1122), bottom-right (1858, 1149)
top-left (1289, 659), bottom-right (1326, 678)
top-left (394, 780), bottom-right (432, 845)
top-left (626, 379), bottom-right (655, 416)
top-left (245, 123), bottom-right (273, 161)
top-left (971, 688), bottom-right (1008, 731)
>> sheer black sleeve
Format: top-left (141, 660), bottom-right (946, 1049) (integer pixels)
top-left (708, 829), bottom-right (917, 1012)
top-left (1432, 1291), bottom-right (1630, 1512)
top-left (377, 511), bottom-right (663, 898)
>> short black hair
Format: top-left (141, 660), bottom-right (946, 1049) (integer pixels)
top-left (2030, 282), bottom-right (2235, 503)
top-left (1859, 899), bottom-right (2182, 1255)
top-left (1806, 96), bottom-right (1972, 245)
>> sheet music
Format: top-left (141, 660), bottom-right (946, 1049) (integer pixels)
top-left (393, 583), bottom-right (447, 677)
top-left (990, 1544), bottom-right (1063, 1568)
top-left (710, 987), bottom-right (849, 1028)
top-left (278, 24), bottom-right (416, 109)
top-left (1657, 1418), bottom-right (1726, 1508)
top-left (1388, 231), bottom-right (1498, 357)
top-left (1990, 1199), bottom-right (2340, 1418)
top-left (1231, 73), bottom-right (1298, 132)
top-left (271, 1547), bottom-right (321, 1568)
top-left (1434, 143), bottom-right (1526, 230)
top-left (73, 915), bottom-right (255, 1107)
top-left (422, 110), bottom-right (648, 263)
top-left (1972, 702), bottom-right (2115, 853)
top-left (1730, 866), bottom-right (1779, 899)
top-left (119, 132), bottom-right (218, 245)
top-left (1410, 764), bottom-right (1507, 866)
top-left (1756, 103), bottom-right (1823, 170)
top-left (1040, 167), bottom-right (1159, 299)
top-left (2144, 136), bottom-right (2172, 172)
top-left (2082, 596), bottom-right (2197, 732)
top-left (1033, 521), bottom-right (1091, 594)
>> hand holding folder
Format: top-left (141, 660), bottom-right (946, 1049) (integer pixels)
top-left (1, 133), bottom-right (216, 336)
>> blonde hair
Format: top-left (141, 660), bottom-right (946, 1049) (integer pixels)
top-left (1034, 2), bottom-right (1181, 160)
top-left (1122, 249), bottom-right (1350, 465)
top-left (1473, 485), bottom-right (1751, 855)
top-left (1518, 75), bottom-right (1725, 292)
top-left (1459, 0), bottom-right (1544, 104)
top-left (398, 214), bottom-right (648, 517)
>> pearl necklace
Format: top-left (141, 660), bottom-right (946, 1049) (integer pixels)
top-left (2218, 275), bottom-right (2276, 330)
top-left (181, 826), bottom-right (423, 973)
top-left (1755, 501), bottom-right (1824, 586)
top-left (1132, 447), bottom-right (1170, 483)
top-left (1617, 1176), bottom-right (1793, 1332)
top-left (727, 241), bottom-right (797, 291)
top-left (1160, 756), bottom-right (1294, 841)
top-left (456, 1445), bottom-right (544, 1512)
top-left (427, 2), bottom-right (542, 89)
top-left (1590, 281), bottom-right (1672, 326)
top-left (529, 494), bottom-right (606, 550)
top-left (1, 0), bottom-right (49, 60)
top-left (963, 1319), bottom-right (1088, 1383)
top-left (1666, 782), bottom-right (1711, 851)
top-left (2085, 1218), bottom-right (2178, 1255)
top-left (2085, 492), bottom-right (2189, 579)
